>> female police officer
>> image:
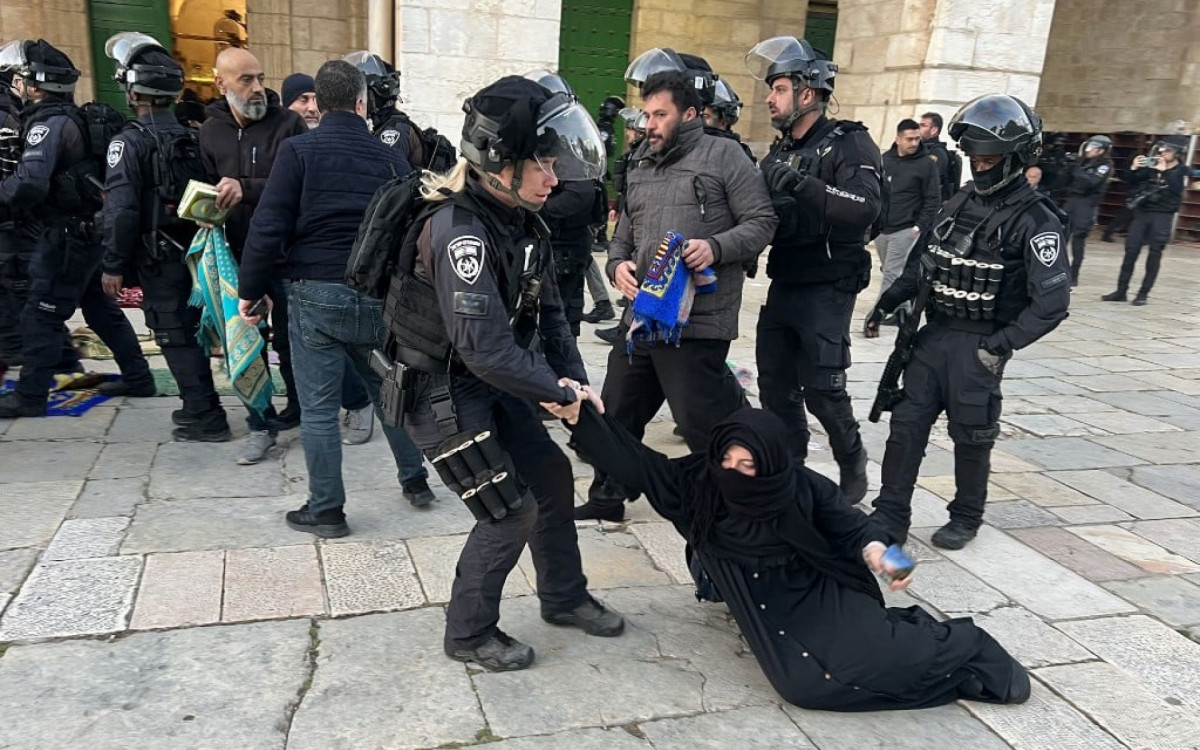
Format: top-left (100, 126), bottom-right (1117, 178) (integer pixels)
top-left (382, 76), bottom-right (623, 671)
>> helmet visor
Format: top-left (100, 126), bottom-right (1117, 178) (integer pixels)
top-left (712, 78), bottom-right (739, 106)
top-left (948, 95), bottom-right (1035, 144)
top-left (104, 32), bottom-right (164, 67)
top-left (745, 36), bottom-right (814, 81)
top-left (535, 98), bottom-right (606, 180)
top-left (0, 41), bottom-right (27, 72)
top-left (524, 68), bottom-right (574, 98)
top-left (624, 48), bottom-right (684, 85)
top-left (619, 107), bottom-right (647, 131)
top-left (343, 50), bottom-right (389, 76)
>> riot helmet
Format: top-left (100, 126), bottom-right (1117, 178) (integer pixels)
top-left (620, 106), bottom-right (648, 134)
top-left (1150, 136), bottom-right (1188, 159)
top-left (0, 39), bottom-right (79, 95)
top-left (709, 78), bottom-right (742, 127)
top-left (105, 32), bottom-right (184, 100)
top-left (745, 36), bottom-right (837, 131)
top-left (461, 76), bottom-right (606, 210)
top-left (343, 50), bottom-right (400, 114)
top-left (948, 94), bottom-right (1043, 195)
top-left (624, 47), bottom-right (714, 104)
top-left (524, 69), bottom-right (576, 99)
top-left (1079, 134), bottom-right (1112, 157)
top-left (599, 95), bottom-right (625, 123)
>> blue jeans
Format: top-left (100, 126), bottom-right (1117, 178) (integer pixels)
top-left (286, 280), bottom-right (427, 515)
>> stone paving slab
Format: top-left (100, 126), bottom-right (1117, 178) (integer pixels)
top-left (319, 540), bottom-right (424, 616)
top-left (640, 705), bottom-right (814, 749)
top-left (998, 437), bottom-right (1144, 471)
top-left (627, 521), bottom-right (691, 584)
top-left (1066, 524), bottom-right (1200, 575)
top-left (406, 534), bottom-right (534, 604)
top-left (1124, 518), bottom-right (1200, 563)
top-left (1048, 468), bottom-right (1199, 519)
top-left (0, 479), bottom-right (81, 549)
top-left (87, 441), bottom-right (158, 480)
top-left (1036, 661), bottom-right (1200, 750)
top-left (1101, 576), bottom-right (1200, 628)
top-left (1000, 414), bottom-right (1106, 437)
top-left (1070, 410), bottom-right (1183, 434)
top-left (905, 561), bottom-right (1009, 616)
top-left (0, 619), bottom-right (310, 750)
top-left (0, 548), bottom-right (38, 593)
top-left (783, 702), bottom-right (1009, 750)
top-left (576, 526), bottom-right (672, 590)
top-left (149, 442), bottom-right (285, 499)
top-left (43, 517), bottom-right (129, 561)
top-left (1, 404), bottom-right (117, 440)
top-left (1047, 504), bottom-right (1133, 525)
top-left (983, 500), bottom-right (1064, 529)
top-left (121, 496), bottom-right (320, 554)
top-left (287, 610), bottom-right (485, 750)
top-left (0, 556), bottom-right (142, 641)
top-left (318, 488), bottom-right (478, 542)
top-left (971, 606), bottom-right (1094, 668)
top-left (918, 475), bottom-right (1017, 503)
top-left (222, 545), bottom-right (325, 622)
top-left (964, 679), bottom-right (1125, 749)
top-left (486, 727), bottom-right (651, 749)
top-left (925, 526), bottom-right (1136, 620)
top-left (1009, 526), bottom-right (1145, 582)
top-left (1128, 464), bottom-right (1200, 511)
top-left (69, 477), bottom-right (146, 518)
top-left (102, 405), bottom-right (200, 443)
top-left (131, 550), bottom-right (224, 630)
top-left (988, 472), bottom-right (1097, 508)
top-left (1092, 430), bottom-right (1200, 466)
top-left (1056, 615), bottom-right (1200, 713)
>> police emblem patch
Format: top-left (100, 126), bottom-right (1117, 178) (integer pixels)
top-left (1097, 164), bottom-right (1111, 176)
top-left (380, 129), bottom-right (400, 147)
top-left (106, 140), bottom-right (125, 168)
top-left (448, 235), bottom-right (484, 285)
top-left (26, 124), bottom-right (49, 146)
top-left (1030, 232), bottom-right (1060, 267)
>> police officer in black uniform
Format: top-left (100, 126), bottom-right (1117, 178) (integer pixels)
top-left (865, 94), bottom-right (1071, 550)
top-left (99, 33), bottom-right (231, 440)
top-left (746, 36), bottom-right (881, 503)
top-left (0, 39), bottom-right (152, 419)
top-left (0, 66), bottom-right (28, 371)
top-left (343, 50), bottom-right (424, 168)
top-left (1063, 134), bottom-right (1113, 285)
top-left (380, 76), bottom-right (623, 670)
top-left (704, 78), bottom-right (756, 164)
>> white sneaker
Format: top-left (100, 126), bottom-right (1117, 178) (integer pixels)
top-left (342, 405), bottom-right (375, 445)
top-left (236, 430), bottom-right (276, 465)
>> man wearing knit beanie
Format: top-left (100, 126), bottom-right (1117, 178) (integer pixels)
top-left (282, 73), bottom-right (319, 129)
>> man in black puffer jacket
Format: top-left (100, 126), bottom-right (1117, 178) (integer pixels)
top-left (237, 60), bottom-right (435, 536)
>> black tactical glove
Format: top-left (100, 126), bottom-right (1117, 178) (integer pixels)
top-left (976, 347), bottom-right (1006, 376)
top-left (863, 306), bottom-right (885, 338)
top-left (763, 160), bottom-right (808, 196)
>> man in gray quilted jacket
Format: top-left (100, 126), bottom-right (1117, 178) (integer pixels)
top-left (576, 70), bottom-right (777, 521)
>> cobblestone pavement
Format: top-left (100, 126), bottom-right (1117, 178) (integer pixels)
top-left (2, 240), bottom-right (1200, 749)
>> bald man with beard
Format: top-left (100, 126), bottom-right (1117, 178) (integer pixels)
top-left (200, 47), bottom-right (307, 465)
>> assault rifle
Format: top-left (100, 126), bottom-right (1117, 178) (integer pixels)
top-left (869, 253), bottom-right (937, 423)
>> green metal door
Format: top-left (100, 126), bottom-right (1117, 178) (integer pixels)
top-left (88, 0), bottom-right (172, 109)
top-left (558, 0), bottom-right (634, 163)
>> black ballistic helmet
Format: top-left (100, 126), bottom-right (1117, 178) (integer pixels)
top-left (710, 78), bottom-right (742, 126)
top-left (599, 95), bottom-right (625, 122)
top-left (1152, 135), bottom-right (1188, 156)
top-left (676, 52), bottom-right (717, 107)
top-left (460, 75), bottom-right (605, 181)
top-left (0, 39), bottom-right (80, 93)
top-left (1080, 134), bottom-right (1112, 156)
top-left (524, 69), bottom-right (576, 99)
top-left (745, 36), bottom-right (837, 92)
top-left (105, 32), bottom-right (184, 99)
top-left (948, 94), bottom-right (1043, 195)
top-left (624, 48), bottom-right (715, 106)
top-left (343, 50), bottom-right (399, 114)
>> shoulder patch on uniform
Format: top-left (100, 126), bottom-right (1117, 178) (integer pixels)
top-left (453, 291), bottom-right (489, 317)
top-left (106, 140), bottom-right (125, 168)
top-left (380, 129), bottom-right (400, 147)
top-left (1097, 164), bottom-right (1111, 176)
top-left (1041, 271), bottom-right (1070, 291)
top-left (448, 235), bottom-right (485, 285)
top-left (1030, 231), bottom-right (1061, 267)
top-left (928, 153), bottom-right (939, 163)
top-left (26, 124), bottom-right (49, 146)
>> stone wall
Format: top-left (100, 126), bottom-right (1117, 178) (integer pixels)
top-left (1036, 0), bottom-right (1200, 134)
top-left (246, 0), bottom-right (368, 94)
top-left (397, 0), bottom-right (563, 140)
top-left (834, 0), bottom-right (1056, 151)
top-left (0, 0), bottom-right (95, 103)
top-left (629, 0), bottom-right (811, 154)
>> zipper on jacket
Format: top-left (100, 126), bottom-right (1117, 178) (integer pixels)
top-left (692, 177), bottom-right (708, 218)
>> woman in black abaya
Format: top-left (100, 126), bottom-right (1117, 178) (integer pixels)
top-left (545, 392), bottom-right (1030, 712)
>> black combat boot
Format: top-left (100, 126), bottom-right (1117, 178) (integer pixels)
top-left (1100, 290), bottom-right (1127, 302)
top-left (581, 300), bottom-right (615, 323)
top-left (401, 477), bottom-right (436, 508)
top-left (542, 595), bottom-right (625, 637)
top-left (838, 450), bottom-right (869, 505)
top-left (1132, 292), bottom-right (1148, 306)
top-left (446, 630), bottom-right (535, 672)
top-left (0, 393), bottom-right (46, 418)
top-left (931, 520), bottom-right (978, 550)
top-left (285, 505), bottom-right (350, 538)
top-left (595, 325), bottom-right (623, 345)
top-left (97, 376), bottom-right (157, 398)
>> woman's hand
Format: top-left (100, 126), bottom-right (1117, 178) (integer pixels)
top-left (541, 384), bottom-right (604, 425)
top-left (863, 541), bottom-right (913, 591)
